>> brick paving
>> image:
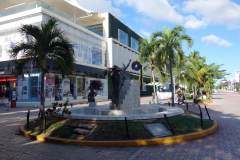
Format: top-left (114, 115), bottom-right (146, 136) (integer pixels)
top-left (0, 93), bottom-right (240, 159)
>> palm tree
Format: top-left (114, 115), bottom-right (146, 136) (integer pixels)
top-left (201, 63), bottom-right (229, 99)
top-left (137, 38), bottom-right (164, 103)
top-left (152, 26), bottom-right (193, 106)
top-left (9, 18), bottom-right (75, 131)
top-left (185, 51), bottom-right (206, 98)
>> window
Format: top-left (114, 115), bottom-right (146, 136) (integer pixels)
top-left (131, 37), bottom-right (139, 51)
top-left (118, 29), bottom-right (128, 46)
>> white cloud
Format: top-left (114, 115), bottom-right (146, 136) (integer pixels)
top-left (183, 15), bottom-right (207, 29)
top-left (182, 0), bottom-right (240, 29)
top-left (201, 35), bottom-right (232, 47)
top-left (227, 24), bottom-right (240, 30)
top-left (139, 29), bottom-right (151, 38)
top-left (72, 0), bottom-right (124, 18)
top-left (114, 0), bottom-right (183, 23)
top-left (135, 17), bottom-right (156, 28)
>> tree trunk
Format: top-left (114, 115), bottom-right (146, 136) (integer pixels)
top-left (40, 71), bottom-right (46, 133)
top-left (195, 86), bottom-right (197, 98)
top-left (193, 84), bottom-right (195, 99)
top-left (152, 69), bottom-right (157, 104)
top-left (169, 57), bottom-right (174, 106)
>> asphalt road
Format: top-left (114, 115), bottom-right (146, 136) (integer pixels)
top-left (0, 92), bottom-right (240, 160)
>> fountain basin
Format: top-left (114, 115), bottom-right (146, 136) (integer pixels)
top-left (67, 104), bottom-right (184, 120)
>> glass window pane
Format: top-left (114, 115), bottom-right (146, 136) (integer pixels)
top-left (77, 78), bottom-right (86, 96)
top-left (118, 30), bottom-right (128, 46)
top-left (131, 38), bottom-right (139, 52)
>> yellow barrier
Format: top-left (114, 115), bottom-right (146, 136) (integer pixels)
top-left (20, 120), bottom-right (218, 147)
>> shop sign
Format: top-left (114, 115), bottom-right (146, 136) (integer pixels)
top-left (0, 98), bottom-right (8, 104)
top-left (46, 77), bottom-right (55, 98)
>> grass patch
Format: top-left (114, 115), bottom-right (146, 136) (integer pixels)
top-left (25, 115), bottom-right (214, 141)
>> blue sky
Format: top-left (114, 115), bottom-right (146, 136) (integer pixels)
top-left (74, 0), bottom-right (240, 84)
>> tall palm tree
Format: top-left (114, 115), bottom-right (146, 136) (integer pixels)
top-left (201, 63), bottom-right (229, 99)
top-left (9, 18), bottom-right (75, 131)
top-left (137, 38), bottom-right (164, 103)
top-left (185, 51), bottom-right (206, 98)
top-left (152, 26), bottom-right (193, 106)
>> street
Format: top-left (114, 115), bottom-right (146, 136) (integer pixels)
top-left (0, 93), bottom-right (240, 160)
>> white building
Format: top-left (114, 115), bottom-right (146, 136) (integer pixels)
top-left (0, 0), bottom-right (152, 106)
top-left (235, 71), bottom-right (240, 82)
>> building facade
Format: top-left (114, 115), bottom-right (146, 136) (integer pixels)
top-left (0, 0), bottom-right (152, 106)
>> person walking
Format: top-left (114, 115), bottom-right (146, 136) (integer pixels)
top-left (177, 88), bottom-right (182, 105)
top-left (181, 91), bottom-right (185, 104)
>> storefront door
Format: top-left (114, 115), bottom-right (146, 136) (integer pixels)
top-left (0, 77), bottom-right (17, 100)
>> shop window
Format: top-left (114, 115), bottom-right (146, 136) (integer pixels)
top-left (94, 73), bottom-right (98, 78)
top-left (54, 75), bottom-right (62, 101)
top-left (118, 29), bottom-right (128, 46)
top-left (62, 78), bottom-right (70, 98)
top-left (88, 72), bottom-right (94, 78)
top-left (77, 78), bottom-right (86, 96)
top-left (99, 73), bottom-right (105, 79)
top-left (131, 37), bottom-right (139, 52)
top-left (45, 76), bottom-right (55, 100)
top-left (70, 77), bottom-right (76, 98)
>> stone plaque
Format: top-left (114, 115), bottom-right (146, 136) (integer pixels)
top-left (144, 123), bottom-right (172, 137)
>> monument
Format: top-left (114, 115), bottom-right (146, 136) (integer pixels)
top-left (68, 60), bottom-right (184, 120)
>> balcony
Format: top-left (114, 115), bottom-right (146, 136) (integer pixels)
top-left (0, 1), bottom-right (105, 37)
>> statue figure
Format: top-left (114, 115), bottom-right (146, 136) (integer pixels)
top-left (110, 60), bottom-right (131, 109)
top-left (87, 80), bottom-right (103, 103)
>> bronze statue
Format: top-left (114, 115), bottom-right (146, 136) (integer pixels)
top-left (110, 60), bottom-right (131, 109)
top-left (87, 80), bottom-right (103, 102)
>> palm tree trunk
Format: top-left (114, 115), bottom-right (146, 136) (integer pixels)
top-left (40, 71), bottom-right (46, 133)
top-left (152, 69), bottom-right (157, 104)
top-left (192, 84), bottom-right (195, 98)
top-left (169, 57), bottom-right (174, 106)
top-left (195, 86), bottom-right (197, 98)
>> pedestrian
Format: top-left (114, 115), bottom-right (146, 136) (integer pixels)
top-left (177, 88), bottom-right (182, 105)
top-left (193, 96), bottom-right (198, 104)
top-left (181, 91), bottom-right (185, 104)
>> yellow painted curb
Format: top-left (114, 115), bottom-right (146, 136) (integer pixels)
top-left (20, 120), bottom-right (218, 147)
top-left (198, 100), bottom-right (212, 104)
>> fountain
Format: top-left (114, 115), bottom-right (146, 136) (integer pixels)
top-left (68, 61), bottom-right (183, 120)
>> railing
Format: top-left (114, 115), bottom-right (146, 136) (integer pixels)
top-left (0, 1), bottom-right (105, 37)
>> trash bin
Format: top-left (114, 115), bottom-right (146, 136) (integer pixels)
top-left (11, 91), bottom-right (17, 108)
top-left (11, 100), bottom-right (16, 108)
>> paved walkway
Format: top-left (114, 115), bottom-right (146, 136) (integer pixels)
top-left (0, 93), bottom-right (240, 159)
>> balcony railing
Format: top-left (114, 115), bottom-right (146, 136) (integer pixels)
top-left (0, 1), bottom-right (105, 37)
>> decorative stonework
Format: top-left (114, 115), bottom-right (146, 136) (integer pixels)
top-left (118, 80), bottom-right (140, 110)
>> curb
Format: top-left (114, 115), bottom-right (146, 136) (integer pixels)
top-left (197, 100), bottom-right (212, 104)
top-left (20, 120), bottom-right (218, 147)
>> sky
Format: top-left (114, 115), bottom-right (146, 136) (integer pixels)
top-left (74, 0), bottom-right (240, 84)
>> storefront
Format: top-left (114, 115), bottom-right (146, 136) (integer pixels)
top-left (0, 5), bottom-right (108, 103)
top-left (0, 76), bottom-right (17, 101)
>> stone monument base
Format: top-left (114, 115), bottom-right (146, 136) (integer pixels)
top-left (89, 102), bottom-right (97, 107)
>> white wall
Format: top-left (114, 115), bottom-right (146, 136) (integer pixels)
top-left (235, 71), bottom-right (240, 82)
top-left (107, 38), bottom-right (153, 77)
top-left (0, 13), bottom-right (43, 62)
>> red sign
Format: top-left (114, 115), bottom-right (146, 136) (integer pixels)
top-left (0, 78), bottom-right (17, 82)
